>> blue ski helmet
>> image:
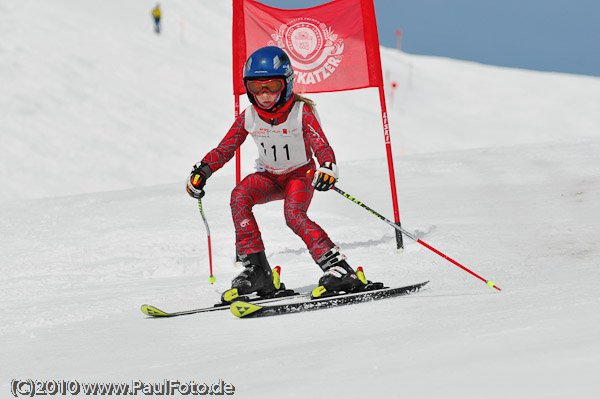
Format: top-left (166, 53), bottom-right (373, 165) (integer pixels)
top-left (243, 46), bottom-right (294, 111)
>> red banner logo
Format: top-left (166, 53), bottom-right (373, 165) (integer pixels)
top-left (267, 18), bottom-right (344, 86)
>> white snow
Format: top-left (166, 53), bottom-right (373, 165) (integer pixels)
top-left (1, 0), bottom-right (600, 398)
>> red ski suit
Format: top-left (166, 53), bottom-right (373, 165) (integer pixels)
top-left (201, 101), bottom-right (335, 262)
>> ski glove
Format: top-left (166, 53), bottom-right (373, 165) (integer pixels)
top-left (312, 162), bottom-right (338, 191)
top-left (186, 162), bottom-right (212, 199)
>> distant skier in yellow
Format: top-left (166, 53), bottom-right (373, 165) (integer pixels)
top-left (151, 4), bottom-right (161, 34)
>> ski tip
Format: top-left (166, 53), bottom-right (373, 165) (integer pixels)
top-left (141, 304), bottom-right (170, 317)
top-left (230, 301), bottom-right (263, 318)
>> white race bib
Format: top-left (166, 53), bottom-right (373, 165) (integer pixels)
top-left (244, 102), bottom-right (310, 174)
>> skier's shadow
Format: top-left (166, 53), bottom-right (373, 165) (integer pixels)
top-left (272, 225), bottom-right (436, 258)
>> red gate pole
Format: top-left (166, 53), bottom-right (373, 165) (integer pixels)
top-left (235, 94), bottom-right (241, 184)
top-left (377, 83), bottom-right (404, 250)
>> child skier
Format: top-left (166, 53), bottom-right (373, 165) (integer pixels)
top-left (186, 46), bottom-right (367, 302)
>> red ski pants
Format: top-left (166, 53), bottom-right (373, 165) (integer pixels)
top-left (231, 162), bottom-right (334, 262)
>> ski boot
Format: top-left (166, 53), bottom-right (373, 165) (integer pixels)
top-left (221, 251), bottom-right (293, 304)
top-left (311, 247), bottom-right (369, 299)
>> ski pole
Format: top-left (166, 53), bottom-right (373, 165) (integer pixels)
top-left (332, 186), bottom-right (501, 291)
top-left (198, 199), bottom-right (216, 284)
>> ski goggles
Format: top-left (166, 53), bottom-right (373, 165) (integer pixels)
top-left (246, 78), bottom-right (285, 95)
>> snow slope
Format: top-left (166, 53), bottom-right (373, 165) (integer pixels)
top-left (2, 0), bottom-right (600, 398)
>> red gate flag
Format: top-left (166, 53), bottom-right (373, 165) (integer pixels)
top-left (233, 0), bottom-right (384, 95)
